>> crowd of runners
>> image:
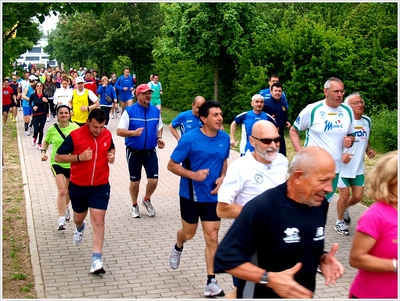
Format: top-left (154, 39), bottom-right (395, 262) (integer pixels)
top-left (2, 70), bottom-right (397, 298)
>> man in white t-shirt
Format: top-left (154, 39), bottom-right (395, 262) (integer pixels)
top-left (334, 93), bottom-right (376, 235)
top-left (289, 77), bottom-right (355, 204)
top-left (217, 119), bottom-right (288, 297)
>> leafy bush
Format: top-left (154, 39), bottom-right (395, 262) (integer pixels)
top-left (369, 109), bottom-right (398, 153)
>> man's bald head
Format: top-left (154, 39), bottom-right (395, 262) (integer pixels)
top-left (289, 146), bottom-right (335, 177)
top-left (251, 120), bottom-right (279, 138)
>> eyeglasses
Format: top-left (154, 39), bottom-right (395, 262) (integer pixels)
top-left (251, 136), bottom-right (280, 145)
top-left (350, 101), bottom-right (364, 105)
top-left (328, 89), bottom-right (346, 95)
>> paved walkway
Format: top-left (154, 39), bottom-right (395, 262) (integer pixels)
top-left (16, 113), bottom-right (367, 299)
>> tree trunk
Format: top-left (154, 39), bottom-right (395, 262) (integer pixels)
top-left (213, 57), bottom-right (219, 102)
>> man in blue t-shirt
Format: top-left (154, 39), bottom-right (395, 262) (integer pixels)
top-left (230, 94), bottom-right (277, 156)
top-left (259, 74), bottom-right (289, 109)
top-left (167, 100), bottom-right (230, 298)
top-left (168, 96), bottom-right (205, 141)
top-left (115, 67), bottom-right (135, 114)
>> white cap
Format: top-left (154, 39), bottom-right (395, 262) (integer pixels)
top-left (29, 75), bottom-right (38, 81)
top-left (252, 94), bottom-right (264, 101)
top-left (75, 77), bottom-right (85, 83)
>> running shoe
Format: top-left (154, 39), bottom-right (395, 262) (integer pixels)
top-left (169, 244), bottom-right (182, 270)
top-left (65, 206), bottom-right (71, 221)
top-left (73, 221), bottom-right (86, 245)
top-left (334, 221), bottom-right (349, 235)
top-left (142, 198), bottom-right (156, 217)
top-left (37, 144), bottom-right (42, 150)
top-left (344, 208), bottom-right (351, 224)
top-left (24, 131), bottom-right (30, 136)
top-left (58, 221), bottom-right (66, 231)
top-left (130, 205), bottom-right (141, 218)
top-left (32, 138), bottom-right (36, 146)
top-left (90, 259), bottom-right (106, 274)
top-left (204, 279), bottom-right (225, 297)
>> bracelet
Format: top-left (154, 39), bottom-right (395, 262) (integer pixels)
top-left (77, 154), bottom-right (80, 162)
top-left (393, 258), bottom-right (397, 273)
top-left (157, 137), bottom-right (162, 140)
top-left (41, 149), bottom-right (46, 153)
top-left (87, 106), bottom-right (90, 112)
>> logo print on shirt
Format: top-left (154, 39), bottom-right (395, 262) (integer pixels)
top-left (104, 142), bottom-right (107, 147)
top-left (254, 173), bottom-right (264, 184)
top-left (319, 111), bottom-right (326, 119)
top-left (324, 120), bottom-right (343, 132)
top-left (313, 227), bottom-right (325, 241)
top-left (283, 227), bottom-right (300, 243)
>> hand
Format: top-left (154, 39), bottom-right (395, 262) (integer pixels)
top-left (230, 138), bottom-right (237, 148)
top-left (210, 175), bottom-right (224, 195)
top-left (123, 87), bottom-right (128, 91)
top-left (42, 97), bottom-right (48, 103)
top-left (107, 152), bottom-right (115, 164)
top-left (134, 127), bottom-right (144, 136)
top-left (80, 105), bottom-right (88, 112)
top-left (343, 136), bottom-right (353, 148)
top-left (80, 147), bottom-right (93, 161)
top-left (157, 138), bottom-right (165, 149)
top-left (320, 243), bottom-right (344, 285)
top-left (192, 169), bottom-right (209, 182)
top-left (268, 263), bottom-right (313, 298)
top-left (366, 148), bottom-right (376, 159)
top-left (342, 153), bottom-right (354, 164)
top-left (33, 106), bottom-right (38, 111)
top-left (41, 154), bottom-right (48, 161)
top-left (286, 121), bottom-right (291, 129)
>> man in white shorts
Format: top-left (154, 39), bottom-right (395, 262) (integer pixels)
top-left (334, 93), bottom-right (376, 235)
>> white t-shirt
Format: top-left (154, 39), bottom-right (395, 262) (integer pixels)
top-left (218, 151), bottom-right (288, 206)
top-left (53, 87), bottom-right (73, 106)
top-left (293, 99), bottom-right (355, 172)
top-left (339, 116), bottom-right (372, 178)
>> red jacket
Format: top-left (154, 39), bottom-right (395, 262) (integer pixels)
top-left (69, 124), bottom-right (113, 186)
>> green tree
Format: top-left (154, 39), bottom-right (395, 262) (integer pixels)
top-left (2, 2), bottom-right (109, 76)
top-left (157, 3), bottom-right (257, 101)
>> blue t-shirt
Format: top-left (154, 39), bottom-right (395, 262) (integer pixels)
top-left (170, 110), bottom-right (202, 136)
top-left (259, 87), bottom-right (288, 109)
top-left (234, 110), bottom-right (277, 154)
top-left (170, 128), bottom-right (230, 203)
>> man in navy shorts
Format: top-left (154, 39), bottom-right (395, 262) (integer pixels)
top-left (55, 109), bottom-right (115, 274)
top-left (167, 100), bottom-right (230, 297)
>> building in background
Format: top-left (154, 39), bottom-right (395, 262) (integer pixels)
top-left (16, 35), bottom-right (58, 70)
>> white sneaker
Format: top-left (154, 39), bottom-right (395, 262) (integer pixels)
top-left (58, 217), bottom-right (66, 231)
top-left (73, 221), bottom-right (86, 245)
top-left (46, 117), bottom-right (50, 122)
top-left (334, 221), bottom-right (349, 235)
top-left (169, 244), bottom-right (182, 269)
top-left (24, 131), bottom-right (30, 136)
top-left (65, 206), bottom-right (70, 221)
top-left (90, 259), bottom-right (105, 274)
top-left (142, 198), bottom-right (156, 217)
top-left (130, 205), bottom-right (141, 218)
top-left (344, 208), bottom-right (351, 224)
top-left (204, 279), bottom-right (225, 297)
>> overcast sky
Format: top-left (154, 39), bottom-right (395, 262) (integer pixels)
top-left (40, 14), bottom-right (59, 34)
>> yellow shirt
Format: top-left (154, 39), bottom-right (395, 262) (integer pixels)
top-left (71, 89), bottom-right (90, 124)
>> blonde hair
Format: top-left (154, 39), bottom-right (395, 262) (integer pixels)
top-left (101, 76), bottom-right (109, 82)
top-left (365, 150), bottom-right (398, 205)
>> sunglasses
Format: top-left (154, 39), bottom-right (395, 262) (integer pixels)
top-left (251, 136), bottom-right (280, 145)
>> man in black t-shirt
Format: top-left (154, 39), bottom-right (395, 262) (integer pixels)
top-left (214, 146), bottom-right (344, 299)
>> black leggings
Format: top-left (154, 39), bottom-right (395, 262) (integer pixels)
top-left (101, 106), bottom-right (112, 126)
top-left (32, 113), bottom-right (46, 144)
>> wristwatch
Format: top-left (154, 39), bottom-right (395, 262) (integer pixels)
top-left (259, 271), bottom-right (269, 285)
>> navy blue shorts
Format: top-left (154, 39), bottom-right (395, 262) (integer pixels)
top-left (51, 164), bottom-right (70, 179)
top-left (126, 147), bottom-right (158, 182)
top-left (179, 196), bottom-right (220, 223)
top-left (69, 182), bottom-right (110, 213)
top-left (3, 104), bottom-right (11, 113)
